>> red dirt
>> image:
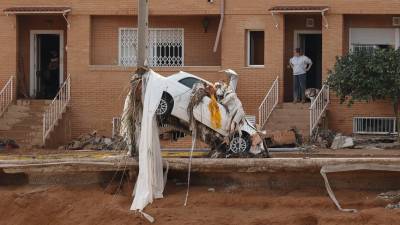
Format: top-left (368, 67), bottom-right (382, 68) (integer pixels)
top-left (1, 183), bottom-right (400, 225)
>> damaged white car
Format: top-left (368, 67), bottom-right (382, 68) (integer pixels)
top-left (154, 71), bottom-right (268, 155)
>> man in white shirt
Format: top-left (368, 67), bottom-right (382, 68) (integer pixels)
top-left (290, 48), bottom-right (313, 103)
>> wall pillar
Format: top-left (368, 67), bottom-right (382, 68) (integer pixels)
top-left (0, 15), bottom-right (17, 92)
top-left (322, 14), bottom-right (344, 80)
top-left (266, 14), bottom-right (284, 103)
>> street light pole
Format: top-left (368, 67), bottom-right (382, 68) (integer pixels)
top-left (137, 0), bottom-right (149, 69)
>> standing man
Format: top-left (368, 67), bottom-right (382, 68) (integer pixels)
top-left (290, 48), bottom-right (312, 103)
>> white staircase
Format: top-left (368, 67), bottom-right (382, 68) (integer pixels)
top-left (309, 84), bottom-right (330, 136)
top-left (42, 75), bottom-right (71, 144)
top-left (0, 100), bottom-right (50, 148)
top-left (258, 77), bottom-right (330, 139)
top-left (258, 76), bottom-right (279, 127)
top-left (0, 76), bottom-right (15, 117)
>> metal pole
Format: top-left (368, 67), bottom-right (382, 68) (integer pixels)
top-left (137, 0), bottom-right (149, 68)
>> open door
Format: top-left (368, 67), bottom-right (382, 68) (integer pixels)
top-left (30, 30), bottom-right (64, 99)
top-left (297, 33), bottom-right (322, 89)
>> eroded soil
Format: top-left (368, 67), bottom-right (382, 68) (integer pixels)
top-left (1, 183), bottom-right (400, 225)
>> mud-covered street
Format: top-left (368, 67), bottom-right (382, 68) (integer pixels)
top-left (1, 183), bottom-right (400, 225)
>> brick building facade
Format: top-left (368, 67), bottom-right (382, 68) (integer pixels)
top-left (0, 0), bottom-right (398, 148)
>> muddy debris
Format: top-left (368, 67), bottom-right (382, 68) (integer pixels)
top-left (377, 190), bottom-right (400, 202)
top-left (0, 139), bottom-right (19, 150)
top-left (60, 131), bottom-right (127, 151)
top-left (311, 128), bottom-right (336, 148)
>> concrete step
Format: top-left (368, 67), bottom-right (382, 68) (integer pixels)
top-left (264, 102), bottom-right (311, 137)
top-left (0, 100), bottom-right (50, 148)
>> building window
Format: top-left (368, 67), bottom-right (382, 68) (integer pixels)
top-left (119, 28), bottom-right (184, 67)
top-left (350, 28), bottom-right (400, 53)
top-left (247, 30), bottom-right (265, 67)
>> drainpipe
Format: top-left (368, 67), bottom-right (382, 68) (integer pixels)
top-left (213, 0), bottom-right (225, 52)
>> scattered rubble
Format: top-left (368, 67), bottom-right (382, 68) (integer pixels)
top-left (267, 130), bottom-right (298, 147)
top-left (386, 202), bottom-right (400, 209)
top-left (60, 131), bottom-right (126, 151)
top-left (311, 128), bottom-right (336, 148)
top-left (377, 190), bottom-right (400, 202)
top-left (330, 134), bottom-right (354, 150)
top-left (377, 190), bottom-right (400, 209)
top-left (353, 136), bottom-right (400, 150)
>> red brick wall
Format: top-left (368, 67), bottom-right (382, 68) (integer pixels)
top-left (90, 15), bottom-right (221, 66)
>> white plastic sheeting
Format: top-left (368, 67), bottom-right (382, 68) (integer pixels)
top-left (129, 70), bottom-right (168, 220)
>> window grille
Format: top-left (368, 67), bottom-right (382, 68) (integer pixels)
top-left (351, 44), bottom-right (376, 53)
top-left (353, 117), bottom-right (397, 135)
top-left (119, 28), bottom-right (184, 67)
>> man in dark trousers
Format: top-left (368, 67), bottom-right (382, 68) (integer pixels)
top-left (47, 50), bottom-right (60, 98)
top-left (290, 48), bottom-right (312, 103)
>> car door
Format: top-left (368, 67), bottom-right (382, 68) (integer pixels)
top-left (193, 95), bottom-right (229, 136)
top-left (171, 77), bottom-right (201, 123)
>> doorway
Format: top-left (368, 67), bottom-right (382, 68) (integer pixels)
top-left (30, 30), bottom-right (64, 99)
top-left (295, 31), bottom-right (322, 90)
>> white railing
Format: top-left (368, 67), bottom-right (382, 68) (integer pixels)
top-left (309, 85), bottom-right (330, 136)
top-left (0, 76), bottom-right (15, 117)
top-left (258, 76), bottom-right (279, 127)
top-left (43, 75), bottom-right (71, 144)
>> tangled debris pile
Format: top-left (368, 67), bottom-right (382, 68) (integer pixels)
top-left (377, 190), bottom-right (400, 209)
top-left (121, 68), bottom-right (268, 158)
top-left (118, 68), bottom-right (269, 220)
top-left (311, 128), bottom-right (336, 148)
top-left (61, 131), bottom-right (126, 150)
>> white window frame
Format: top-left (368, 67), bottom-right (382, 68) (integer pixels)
top-left (349, 28), bottom-right (400, 52)
top-left (246, 30), bottom-right (265, 67)
top-left (118, 28), bottom-right (184, 67)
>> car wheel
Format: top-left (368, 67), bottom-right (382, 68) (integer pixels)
top-left (156, 92), bottom-right (173, 118)
top-left (228, 132), bottom-right (251, 154)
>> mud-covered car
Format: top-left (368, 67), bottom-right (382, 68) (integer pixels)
top-left (155, 71), bottom-right (267, 154)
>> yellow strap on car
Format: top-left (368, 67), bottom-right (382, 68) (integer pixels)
top-left (208, 95), bottom-right (222, 129)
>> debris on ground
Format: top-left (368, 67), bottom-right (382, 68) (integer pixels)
top-left (330, 134), bottom-right (354, 150)
top-left (267, 130), bottom-right (297, 147)
top-left (61, 131), bottom-right (126, 150)
top-left (0, 139), bottom-right (19, 150)
top-left (311, 128), bottom-right (336, 148)
top-left (386, 202), bottom-right (400, 209)
top-left (377, 190), bottom-right (400, 202)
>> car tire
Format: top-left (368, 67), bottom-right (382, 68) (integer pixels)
top-left (156, 92), bottom-right (173, 119)
top-left (228, 132), bottom-right (251, 154)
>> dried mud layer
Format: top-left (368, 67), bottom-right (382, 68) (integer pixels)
top-left (1, 183), bottom-right (400, 225)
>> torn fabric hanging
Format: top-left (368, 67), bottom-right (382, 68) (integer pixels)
top-left (121, 70), bottom-right (168, 220)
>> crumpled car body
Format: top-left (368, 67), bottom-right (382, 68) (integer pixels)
top-left (154, 71), bottom-right (263, 154)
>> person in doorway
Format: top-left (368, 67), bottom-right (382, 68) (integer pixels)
top-left (47, 51), bottom-right (60, 98)
top-left (290, 48), bottom-right (312, 103)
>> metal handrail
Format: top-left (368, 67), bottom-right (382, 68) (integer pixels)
top-left (258, 76), bottom-right (279, 127)
top-left (309, 85), bottom-right (330, 136)
top-left (0, 76), bottom-right (15, 117)
top-left (42, 74), bottom-right (71, 144)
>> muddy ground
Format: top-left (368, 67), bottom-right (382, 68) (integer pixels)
top-left (1, 182), bottom-right (400, 225)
